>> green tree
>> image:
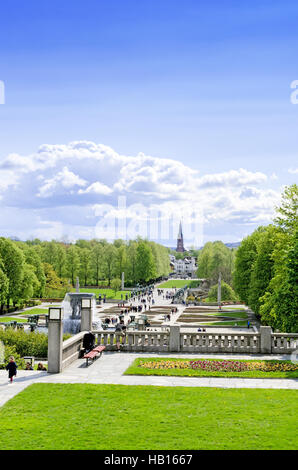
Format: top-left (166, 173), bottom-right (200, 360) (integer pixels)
top-left (111, 278), bottom-right (122, 297)
top-left (0, 238), bottom-right (25, 308)
top-left (274, 183), bottom-right (298, 233)
top-left (233, 228), bottom-right (265, 304)
top-left (207, 281), bottom-right (239, 302)
top-left (91, 243), bottom-right (103, 286)
top-left (0, 256), bottom-right (9, 313)
top-left (79, 248), bottom-right (91, 286)
top-left (66, 245), bottom-right (81, 286)
top-left (135, 242), bottom-right (156, 283)
top-left (102, 244), bottom-right (116, 286)
top-left (248, 225), bottom-right (280, 315)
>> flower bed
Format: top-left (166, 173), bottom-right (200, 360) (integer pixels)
top-left (124, 357), bottom-right (298, 378)
top-left (139, 359), bottom-right (298, 373)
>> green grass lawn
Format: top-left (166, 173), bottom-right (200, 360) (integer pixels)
top-left (201, 321), bottom-right (248, 326)
top-left (20, 308), bottom-right (49, 315)
top-left (124, 357), bottom-right (298, 379)
top-left (158, 280), bottom-right (199, 288)
top-left (0, 383), bottom-right (297, 450)
top-left (72, 288), bottom-right (132, 300)
top-left (0, 316), bottom-right (28, 323)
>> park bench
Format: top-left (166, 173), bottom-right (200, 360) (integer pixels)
top-left (83, 345), bottom-right (106, 367)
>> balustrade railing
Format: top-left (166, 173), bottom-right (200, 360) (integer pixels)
top-left (180, 332), bottom-right (260, 353)
top-left (271, 333), bottom-right (298, 353)
top-left (93, 330), bottom-right (170, 352)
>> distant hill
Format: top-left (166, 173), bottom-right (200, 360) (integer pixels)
top-left (224, 242), bottom-right (241, 249)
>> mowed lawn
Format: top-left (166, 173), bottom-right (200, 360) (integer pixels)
top-left (72, 288), bottom-right (132, 300)
top-left (158, 280), bottom-right (199, 288)
top-left (0, 383), bottom-right (297, 450)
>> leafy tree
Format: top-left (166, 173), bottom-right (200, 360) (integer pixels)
top-left (115, 245), bottom-right (127, 280)
top-left (17, 264), bottom-right (40, 304)
top-left (79, 248), bottom-right (91, 286)
top-left (54, 244), bottom-right (67, 278)
top-left (233, 228), bottom-right (265, 304)
top-left (43, 263), bottom-right (62, 295)
top-left (274, 184), bottom-right (298, 233)
top-left (66, 245), bottom-right (81, 286)
top-left (0, 256), bottom-right (9, 313)
top-left (102, 244), bottom-right (116, 286)
top-left (135, 242), bottom-right (156, 282)
top-left (111, 278), bottom-right (122, 297)
top-left (91, 243), bottom-right (103, 286)
top-left (248, 225), bottom-right (280, 315)
top-left (0, 238), bottom-right (25, 308)
top-left (22, 245), bottom-right (46, 297)
top-left (207, 281), bottom-right (239, 302)
top-left (42, 241), bottom-right (59, 267)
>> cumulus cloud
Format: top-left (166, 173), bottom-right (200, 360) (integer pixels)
top-left (37, 166), bottom-right (87, 198)
top-left (0, 140), bottom-right (281, 243)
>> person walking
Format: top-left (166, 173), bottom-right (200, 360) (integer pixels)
top-left (6, 356), bottom-right (17, 383)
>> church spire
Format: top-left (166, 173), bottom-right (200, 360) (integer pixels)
top-left (176, 220), bottom-right (185, 252)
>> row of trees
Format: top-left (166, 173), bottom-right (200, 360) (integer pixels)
top-left (233, 184), bottom-right (298, 332)
top-left (0, 237), bottom-right (171, 311)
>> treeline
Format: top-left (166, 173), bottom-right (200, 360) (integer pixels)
top-left (233, 184), bottom-right (298, 332)
top-left (0, 237), bottom-right (170, 311)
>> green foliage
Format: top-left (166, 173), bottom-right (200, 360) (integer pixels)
top-left (233, 184), bottom-right (298, 332)
top-left (197, 241), bottom-right (235, 284)
top-left (0, 344), bottom-right (25, 370)
top-left (0, 329), bottom-right (48, 358)
top-left (207, 281), bottom-right (239, 302)
top-left (135, 241), bottom-right (157, 282)
top-left (0, 236), bottom-right (170, 305)
top-left (110, 278), bottom-right (122, 296)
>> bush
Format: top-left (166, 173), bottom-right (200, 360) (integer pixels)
top-left (0, 329), bottom-right (48, 358)
top-left (0, 344), bottom-right (25, 370)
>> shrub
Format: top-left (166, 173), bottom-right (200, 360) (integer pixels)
top-left (0, 329), bottom-right (48, 358)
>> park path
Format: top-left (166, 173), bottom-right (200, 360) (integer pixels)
top-left (1, 351), bottom-right (298, 408)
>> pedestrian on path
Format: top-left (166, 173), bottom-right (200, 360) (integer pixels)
top-left (6, 356), bottom-right (17, 383)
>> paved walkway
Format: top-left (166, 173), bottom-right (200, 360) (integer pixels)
top-left (1, 351), bottom-right (297, 408)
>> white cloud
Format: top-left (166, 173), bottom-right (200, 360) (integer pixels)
top-left (37, 166), bottom-right (87, 198)
top-left (0, 140), bottom-right (282, 242)
top-left (78, 181), bottom-right (113, 195)
top-left (288, 168), bottom-right (298, 174)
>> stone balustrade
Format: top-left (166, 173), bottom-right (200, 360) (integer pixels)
top-left (271, 333), bottom-right (298, 353)
top-left (93, 330), bottom-right (170, 352)
top-left (49, 324), bottom-right (298, 373)
top-left (180, 332), bottom-right (260, 353)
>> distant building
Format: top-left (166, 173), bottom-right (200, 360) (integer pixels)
top-left (169, 254), bottom-right (197, 278)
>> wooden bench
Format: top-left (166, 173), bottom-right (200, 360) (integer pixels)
top-left (83, 345), bottom-right (106, 366)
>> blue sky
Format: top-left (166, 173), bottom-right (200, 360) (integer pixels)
top-left (0, 1), bottom-right (297, 245)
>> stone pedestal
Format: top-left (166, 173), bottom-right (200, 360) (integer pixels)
top-left (81, 307), bottom-right (92, 332)
top-left (260, 326), bottom-right (272, 354)
top-left (48, 320), bottom-right (63, 373)
top-left (169, 325), bottom-right (180, 352)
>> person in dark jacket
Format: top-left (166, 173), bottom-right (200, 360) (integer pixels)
top-left (6, 356), bottom-right (17, 383)
top-left (83, 332), bottom-right (95, 352)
